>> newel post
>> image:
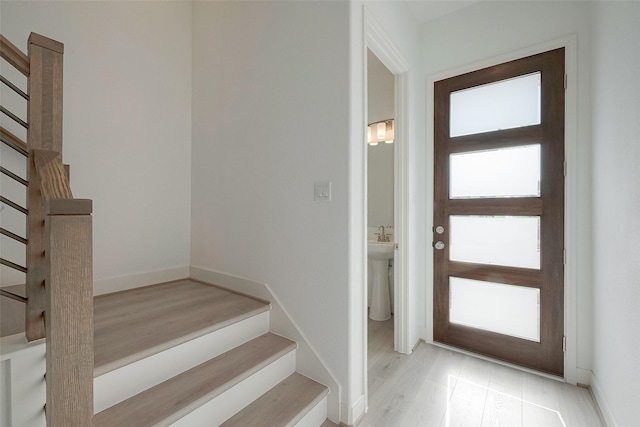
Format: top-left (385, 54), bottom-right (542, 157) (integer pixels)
top-left (44, 199), bottom-right (94, 426)
top-left (25, 33), bottom-right (64, 341)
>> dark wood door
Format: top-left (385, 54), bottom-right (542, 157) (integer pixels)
top-left (433, 48), bottom-right (565, 376)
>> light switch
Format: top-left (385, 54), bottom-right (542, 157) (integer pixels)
top-left (314, 180), bottom-right (331, 202)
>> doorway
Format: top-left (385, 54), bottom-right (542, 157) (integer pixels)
top-left (365, 17), bottom-right (410, 355)
top-left (432, 49), bottom-right (565, 376)
top-left (367, 48), bottom-right (395, 333)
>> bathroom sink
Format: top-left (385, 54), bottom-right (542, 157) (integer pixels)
top-left (368, 241), bottom-right (394, 321)
top-left (367, 241), bottom-right (394, 260)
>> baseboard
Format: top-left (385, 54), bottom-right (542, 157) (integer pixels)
top-left (93, 266), bottom-right (190, 296)
top-left (590, 372), bottom-right (617, 427)
top-left (189, 266), bottom-right (343, 424)
top-left (341, 394), bottom-right (365, 426)
top-left (575, 367), bottom-right (592, 386)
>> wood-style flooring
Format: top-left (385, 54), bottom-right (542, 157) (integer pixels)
top-left (93, 279), bottom-right (269, 376)
top-left (362, 317), bottom-right (605, 427)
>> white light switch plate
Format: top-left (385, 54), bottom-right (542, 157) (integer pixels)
top-left (314, 180), bottom-right (331, 202)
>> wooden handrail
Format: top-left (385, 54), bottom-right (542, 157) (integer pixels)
top-left (33, 150), bottom-right (73, 199)
top-left (0, 34), bottom-right (29, 76)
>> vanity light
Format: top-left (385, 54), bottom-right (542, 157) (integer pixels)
top-left (367, 119), bottom-right (394, 145)
top-left (376, 122), bottom-right (386, 140)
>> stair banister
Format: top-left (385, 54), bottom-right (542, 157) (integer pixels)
top-left (29, 33), bottom-right (94, 427)
top-left (1, 32), bottom-right (94, 426)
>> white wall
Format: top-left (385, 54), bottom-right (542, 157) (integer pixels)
top-left (190, 0), bottom-right (352, 420)
top-left (590, 2), bottom-right (640, 426)
top-left (0, 1), bottom-right (192, 293)
top-left (420, 0), bottom-right (593, 377)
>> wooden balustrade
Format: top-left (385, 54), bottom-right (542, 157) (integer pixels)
top-left (32, 149), bottom-right (94, 426)
top-left (1, 32), bottom-right (94, 426)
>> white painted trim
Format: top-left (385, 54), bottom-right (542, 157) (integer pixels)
top-left (0, 343), bottom-right (46, 427)
top-left (189, 266), bottom-right (341, 424)
top-left (424, 35), bottom-right (579, 383)
top-left (575, 367), bottom-right (593, 386)
top-left (591, 372), bottom-right (618, 427)
top-left (342, 394), bottom-right (365, 426)
top-left (93, 266), bottom-right (190, 296)
top-left (364, 4), bottom-right (410, 356)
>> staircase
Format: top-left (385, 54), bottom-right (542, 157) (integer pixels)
top-left (90, 279), bottom-right (333, 426)
top-left (2, 32), bottom-right (339, 426)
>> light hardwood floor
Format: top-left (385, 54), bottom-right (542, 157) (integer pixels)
top-left (362, 317), bottom-right (605, 427)
top-left (93, 279), bottom-right (269, 375)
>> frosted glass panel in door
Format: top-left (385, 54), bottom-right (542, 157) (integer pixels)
top-left (450, 216), bottom-right (540, 269)
top-left (450, 277), bottom-right (540, 341)
top-left (450, 73), bottom-right (541, 137)
top-left (450, 144), bottom-right (540, 198)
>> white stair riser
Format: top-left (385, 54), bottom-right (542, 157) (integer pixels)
top-left (171, 350), bottom-right (297, 426)
top-left (295, 395), bottom-right (328, 427)
top-left (94, 311), bottom-right (269, 413)
top-left (0, 344), bottom-right (46, 427)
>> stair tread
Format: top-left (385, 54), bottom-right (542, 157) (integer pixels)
top-left (221, 372), bottom-right (329, 427)
top-left (94, 279), bottom-right (270, 376)
top-left (93, 332), bottom-right (296, 427)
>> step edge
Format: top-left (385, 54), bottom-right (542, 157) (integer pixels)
top-left (93, 304), bottom-right (271, 377)
top-left (161, 349), bottom-right (296, 426)
top-left (291, 393), bottom-right (329, 427)
top-left (93, 311), bottom-right (270, 413)
top-left (221, 372), bottom-right (329, 427)
top-left (287, 380), bottom-right (330, 427)
top-left (94, 333), bottom-right (296, 426)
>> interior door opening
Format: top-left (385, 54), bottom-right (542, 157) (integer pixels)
top-left (366, 49), bottom-right (396, 345)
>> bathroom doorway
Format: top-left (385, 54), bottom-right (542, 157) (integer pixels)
top-left (366, 49), bottom-right (396, 346)
top-left (364, 11), bottom-right (411, 368)
top-left (363, 11), bottom-right (411, 417)
top-left (364, 26), bottom-right (410, 357)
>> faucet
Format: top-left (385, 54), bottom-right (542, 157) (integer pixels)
top-left (377, 225), bottom-right (386, 242)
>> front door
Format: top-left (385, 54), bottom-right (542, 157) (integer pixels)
top-left (433, 49), bottom-right (565, 376)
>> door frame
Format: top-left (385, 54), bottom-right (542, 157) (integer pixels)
top-left (365, 9), bottom-right (410, 356)
top-left (425, 35), bottom-right (579, 383)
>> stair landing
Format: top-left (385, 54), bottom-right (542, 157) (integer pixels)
top-left (94, 279), bottom-right (270, 376)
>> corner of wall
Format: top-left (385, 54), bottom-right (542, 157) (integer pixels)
top-left (94, 266), bottom-right (190, 296)
top-left (590, 371), bottom-right (619, 427)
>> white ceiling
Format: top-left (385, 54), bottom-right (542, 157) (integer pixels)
top-left (403, 0), bottom-right (481, 24)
